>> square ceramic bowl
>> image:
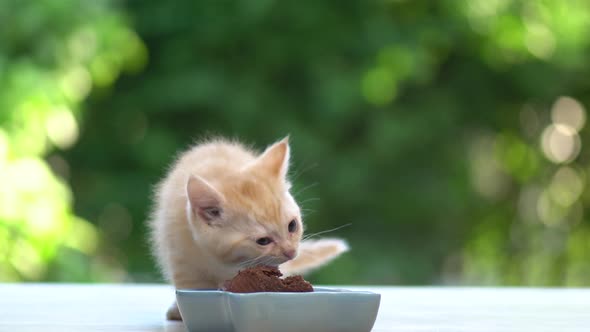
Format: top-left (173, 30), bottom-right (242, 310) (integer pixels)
top-left (176, 287), bottom-right (381, 332)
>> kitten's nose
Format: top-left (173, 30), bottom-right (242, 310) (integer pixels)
top-left (283, 249), bottom-right (296, 260)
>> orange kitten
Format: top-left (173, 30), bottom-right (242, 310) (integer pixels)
top-left (149, 137), bottom-right (348, 320)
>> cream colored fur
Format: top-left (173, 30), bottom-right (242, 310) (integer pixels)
top-left (280, 238), bottom-right (349, 276)
top-left (149, 137), bottom-right (348, 320)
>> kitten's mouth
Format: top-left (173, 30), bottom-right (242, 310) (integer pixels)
top-left (272, 257), bottom-right (292, 266)
top-left (241, 257), bottom-right (285, 269)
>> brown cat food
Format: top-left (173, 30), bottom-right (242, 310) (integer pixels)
top-left (223, 266), bottom-right (314, 293)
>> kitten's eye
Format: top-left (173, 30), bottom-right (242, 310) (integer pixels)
top-left (288, 219), bottom-right (297, 233)
top-left (256, 237), bottom-right (273, 246)
top-left (203, 207), bottom-right (221, 219)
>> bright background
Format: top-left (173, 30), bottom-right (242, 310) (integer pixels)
top-left (1, 0), bottom-right (590, 286)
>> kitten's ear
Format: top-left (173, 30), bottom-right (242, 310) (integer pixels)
top-left (253, 137), bottom-right (290, 179)
top-left (186, 175), bottom-right (224, 224)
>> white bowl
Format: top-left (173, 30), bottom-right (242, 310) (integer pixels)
top-left (176, 287), bottom-right (381, 332)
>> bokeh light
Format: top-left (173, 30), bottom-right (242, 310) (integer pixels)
top-left (551, 96), bottom-right (586, 131)
top-left (524, 21), bottom-right (556, 59)
top-left (45, 107), bottom-right (79, 150)
top-left (540, 124), bottom-right (581, 164)
top-left (549, 167), bottom-right (584, 207)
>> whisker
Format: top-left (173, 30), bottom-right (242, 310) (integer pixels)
top-left (302, 223), bottom-right (353, 241)
top-left (238, 255), bottom-right (265, 268)
top-left (264, 257), bottom-right (276, 266)
top-left (297, 197), bottom-right (320, 205)
top-left (292, 182), bottom-right (319, 199)
top-left (255, 256), bottom-right (274, 267)
top-left (290, 162), bottom-right (318, 183)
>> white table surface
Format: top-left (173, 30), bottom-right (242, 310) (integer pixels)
top-left (0, 284), bottom-right (588, 331)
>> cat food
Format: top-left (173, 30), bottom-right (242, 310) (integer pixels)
top-left (223, 266), bottom-right (314, 293)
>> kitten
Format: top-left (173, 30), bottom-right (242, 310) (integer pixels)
top-left (149, 137), bottom-right (348, 320)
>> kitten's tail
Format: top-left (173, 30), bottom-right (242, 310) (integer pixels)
top-left (280, 238), bottom-right (349, 276)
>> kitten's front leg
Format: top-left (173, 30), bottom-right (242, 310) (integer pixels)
top-left (167, 279), bottom-right (218, 321)
top-left (166, 301), bottom-right (182, 321)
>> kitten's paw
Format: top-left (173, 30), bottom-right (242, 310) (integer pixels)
top-left (166, 301), bottom-right (182, 321)
top-left (307, 238), bottom-right (350, 256)
top-left (280, 238), bottom-right (349, 276)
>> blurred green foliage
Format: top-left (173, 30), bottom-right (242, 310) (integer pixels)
top-left (0, 0), bottom-right (145, 281)
top-left (2, 0), bottom-right (590, 285)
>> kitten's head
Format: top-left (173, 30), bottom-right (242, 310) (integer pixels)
top-left (185, 138), bottom-right (303, 268)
